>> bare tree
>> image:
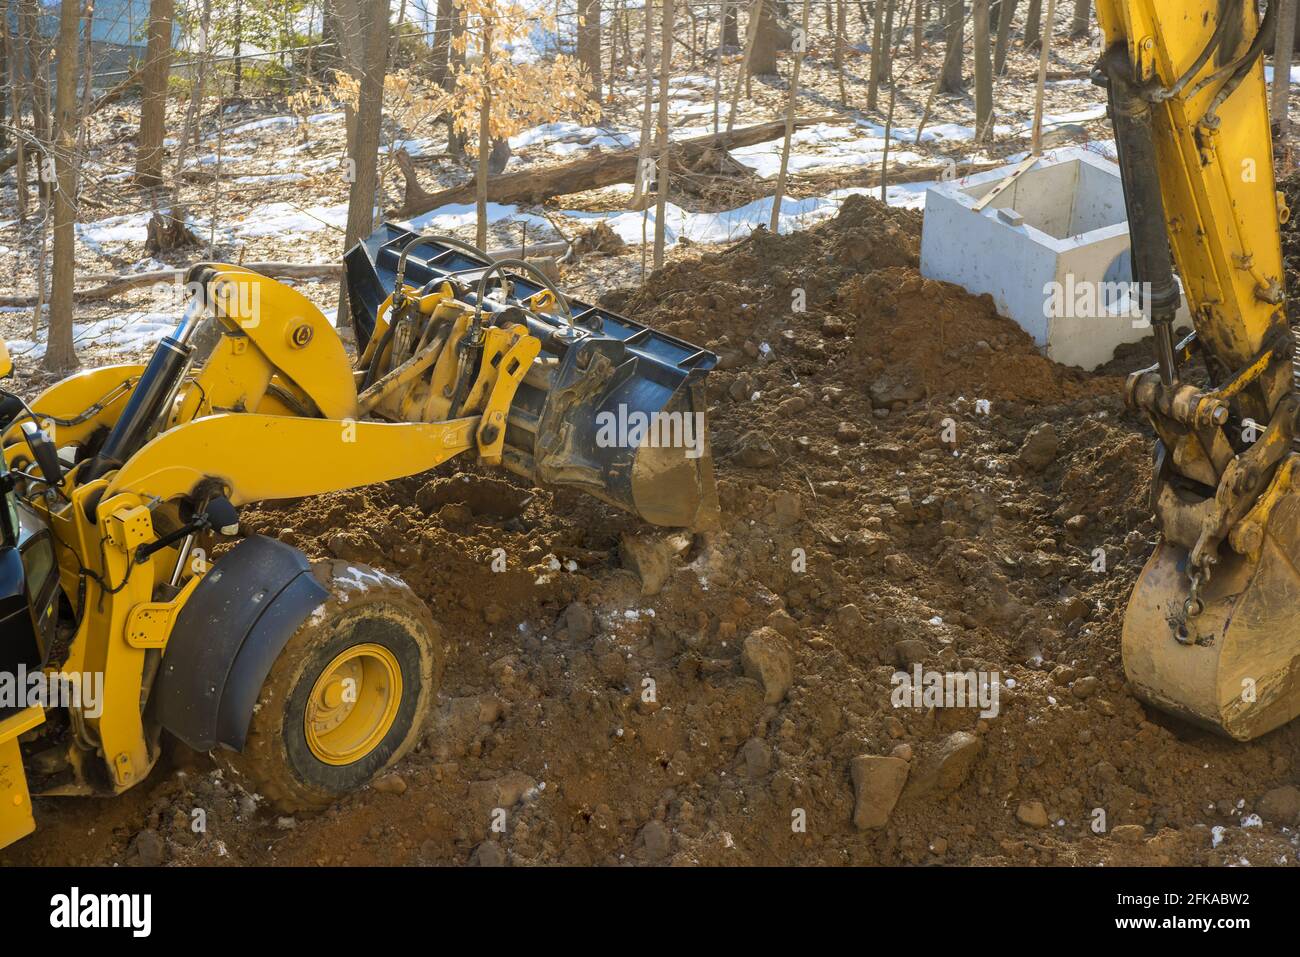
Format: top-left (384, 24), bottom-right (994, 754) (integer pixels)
top-left (1274, 0), bottom-right (1297, 139)
top-left (46, 0), bottom-right (81, 372)
top-left (136, 0), bottom-right (174, 187)
top-left (1069, 0), bottom-right (1089, 39)
top-left (974, 0), bottom-right (992, 139)
top-left (750, 0), bottom-right (780, 76)
top-left (993, 0), bottom-right (1017, 73)
top-left (4, 0), bottom-right (26, 222)
top-left (1024, 0), bottom-right (1042, 49)
top-left (653, 0), bottom-right (673, 268)
top-left (432, 0), bottom-right (454, 85)
top-left (578, 0), bottom-right (602, 103)
top-left (336, 0), bottom-right (390, 327)
top-left (770, 0), bottom-right (810, 231)
top-left (940, 0), bottom-right (964, 94)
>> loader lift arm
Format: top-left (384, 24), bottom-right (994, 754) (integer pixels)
top-left (1097, 0), bottom-right (1300, 738)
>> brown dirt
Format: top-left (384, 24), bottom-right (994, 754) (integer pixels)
top-left (7, 194), bottom-right (1300, 868)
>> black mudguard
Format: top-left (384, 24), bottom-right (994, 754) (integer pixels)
top-left (153, 535), bottom-right (329, 752)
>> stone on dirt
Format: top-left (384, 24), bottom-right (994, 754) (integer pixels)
top-left (555, 601), bottom-right (596, 641)
top-left (641, 820), bottom-right (673, 861)
top-left (129, 828), bottom-right (166, 867)
top-left (372, 772), bottom-right (407, 795)
top-left (1018, 423), bottom-right (1059, 471)
top-left (1016, 800), bottom-right (1050, 829)
top-left (741, 627), bottom-right (794, 704)
top-left (620, 532), bottom-right (691, 596)
top-left (850, 755), bottom-right (910, 830)
top-left (1257, 785), bottom-right (1300, 825)
top-left (903, 731), bottom-right (982, 798)
top-left (471, 841), bottom-right (507, 866)
top-left (1111, 824), bottom-right (1145, 845)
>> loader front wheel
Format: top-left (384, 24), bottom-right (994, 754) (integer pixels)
top-left (218, 561), bottom-right (442, 811)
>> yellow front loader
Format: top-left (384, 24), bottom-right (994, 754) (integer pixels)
top-left (0, 230), bottom-right (717, 850)
top-left (1096, 1), bottom-right (1300, 739)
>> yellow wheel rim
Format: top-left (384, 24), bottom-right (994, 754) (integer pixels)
top-left (304, 643), bottom-right (403, 766)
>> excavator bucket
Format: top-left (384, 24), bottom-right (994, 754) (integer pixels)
top-left (344, 224), bottom-right (720, 530)
top-left (1123, 473), bottom-right (1300, 741)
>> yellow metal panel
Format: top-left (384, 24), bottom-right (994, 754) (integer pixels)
top-left (104, 413), bottom-right (480, 506)
top-left (0, 708), bottom-right (42, 852)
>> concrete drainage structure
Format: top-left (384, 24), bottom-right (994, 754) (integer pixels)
top-left (920, 148), bottom-right (1191, 371)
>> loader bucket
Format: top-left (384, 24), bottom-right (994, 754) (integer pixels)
top-left (344, 224), bottom-right (720, 530)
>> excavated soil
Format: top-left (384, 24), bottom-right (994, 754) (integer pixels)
top-left (7, 194), bottom-right (1300, 867)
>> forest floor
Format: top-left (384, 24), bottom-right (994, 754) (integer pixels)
top-left (5, 17), bottom-right (1300, 867)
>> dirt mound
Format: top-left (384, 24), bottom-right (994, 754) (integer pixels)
top-left (8, 193), bottom-right (1300, 868)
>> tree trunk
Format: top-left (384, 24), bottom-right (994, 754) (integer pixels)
top-left (653, 0), bottom-right (673, 268)
top-left (940, 0), bottom-right (964, 94)
top-left (993, 0), bottom-right (1017, 73)
top-left (137, 0), bottom-right (174, 187)
top-left (577, 0), bottom-right (602, 103)
top-left (973, 0), bottom-right (992, 140)
top-left (46, 0), bottom-right (80, 372)
top-left (750, 0), bottom-right (780, 76)
top-left (1069, 0), bottom-right (1089, 38)
top-left (4, 0), bottom-right (25, 221)
top-left (20, 0), bottom-right (49, 208)
top-left (476, 23), bottom-right (492, 249)
top-left (868, 0), bottom-right (885, 108)
top-left (338, 0), bottom-right (390, 328)
top-left (1024, 0), bottom-right (1042, 49)
top-left (1274, 0), bottom-right (1297, 138)
top-left (232, 0), bottom-right (243, 96)
top-left (723, 1), bottom-right (739, 44)
top-left (770, 0), bottom-right (810, 231)
top-left (431, 0), bottom-right (453, 85)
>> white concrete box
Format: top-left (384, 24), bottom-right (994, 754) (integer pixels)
top-left (920, 148), bottom-right (1189, 371)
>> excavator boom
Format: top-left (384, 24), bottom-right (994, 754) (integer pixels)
top-left (1098, 0), bottom-right (1300, 738)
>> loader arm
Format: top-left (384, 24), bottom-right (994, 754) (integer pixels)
top-left (1096, 0), bottom-right (1300, 738)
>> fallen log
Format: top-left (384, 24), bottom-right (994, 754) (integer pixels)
top-left (0, 261), bottom-right (343, 308)
top-left (393, 117), bottom-right (837, 218)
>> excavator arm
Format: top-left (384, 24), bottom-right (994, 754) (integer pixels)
top-left (1097, 0), bottom-right (1300, 738)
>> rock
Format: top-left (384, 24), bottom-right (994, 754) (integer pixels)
top-left (468, 772), bottom-right (537, 811)
top-left (904, 731), bottom-right (982, 798)
top-left (883, 553), bottom-right (912, 580)
top-left (327, 531), bottom-right (375, 562)
top-left (850, 755), bottom-right (910, 830)
top-left (641, 820), bottom-right (672, 861)
top-left (869, 373), bottom-right (925, 406)
top-left (835, 421), bottom-right (861, 444)
top-left (731, 431), bottom-right (779, 468)
top-left (836, 603), bottom-right (865, 630)
top-left (555, 601), bottom-right (596, 642)
top-left (1071, 675), bottom-right (1100, 699)
top-left (894, 638), bottom-right (929, 667)
top-left (742, 737), bottom-right (772, 778)
top-left (1018, 423), bottom-right (1059, 471)
top-left (1258, 785), bottom-right (1300, 825)
top-left (1112, 824), bottom-right (1145, 845)
top-left (765, 608), bottom-right (799, 639)
top-left (771, 490), bottom-right (803, 526)
top-left (1016, 800), bottom-right (1050, 829)
top-left (372, 772), bottom-right (407, 795)
top-left (129, 828), bottom-right (166, 867)
top-left (619, 532), bottom-right (690, 597)
top-left (741, 627), bottom-right (794, 704)
top-left (471, 841), bottom-right (507, 867)
top-left (1065, 514), bottom-right (1088, 532)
